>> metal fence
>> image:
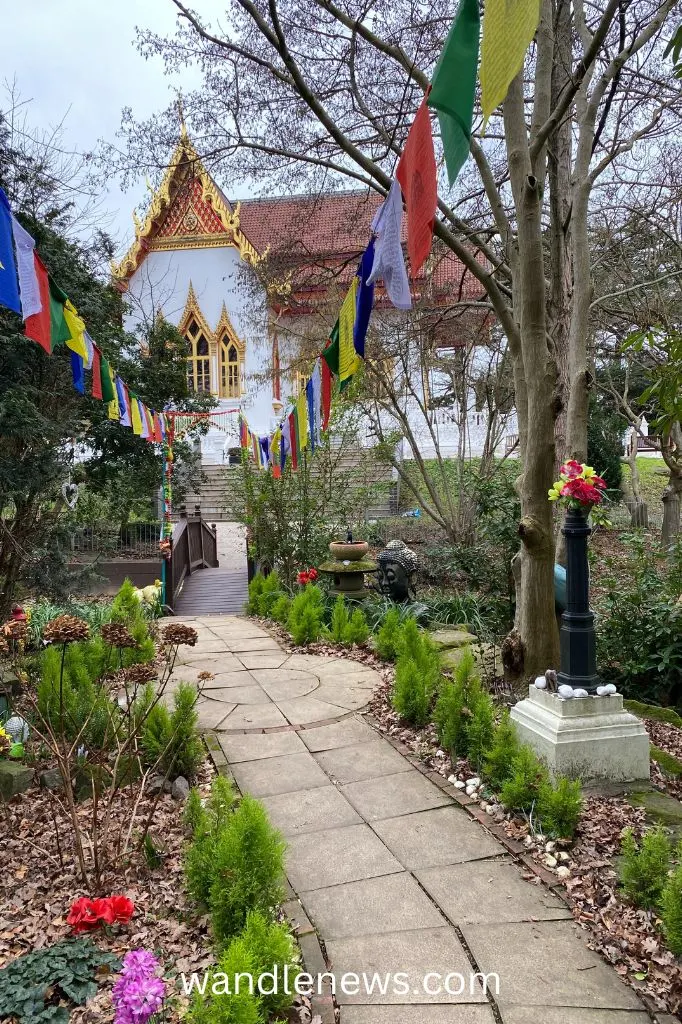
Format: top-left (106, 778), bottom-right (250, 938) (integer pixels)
top-left (67, 521), bottom-right (162, 557)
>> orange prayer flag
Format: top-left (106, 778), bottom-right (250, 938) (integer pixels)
top-left (396, 97), bottom-right (437, 276)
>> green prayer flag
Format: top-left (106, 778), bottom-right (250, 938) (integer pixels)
top-left (321, 321), bottom-right (340, 376)
top-left (48, 278), bottom-right (71, 348)
top-left (428, 0), bottom-right (480, 187)
top-left (100, 355), bottom-right (115, 403)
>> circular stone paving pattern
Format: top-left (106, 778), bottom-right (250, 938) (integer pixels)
top-left (169, 618), bottom-right (381, 734)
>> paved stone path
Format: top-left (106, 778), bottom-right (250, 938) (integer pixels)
top-left (173, 616), bottom-right (655, 1024)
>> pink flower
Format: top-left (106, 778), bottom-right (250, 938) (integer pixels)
top-left (562, 478), bottom-right (603, 506)
top-left (560, 460), bottom-right (583, 479)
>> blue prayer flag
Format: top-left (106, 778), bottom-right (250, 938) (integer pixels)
top-left (354, 239), bottom-right (375, 359)
top-left (70, 350), bottom-right (85, 394)
top-left (0, 187), bottom-right (21, 314)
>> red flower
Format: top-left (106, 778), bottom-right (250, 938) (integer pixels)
top-left (67, 897), bottom-right (101, 934)
top-left (67, 894), bottom-right (135, 934)
top-left (296, 571), bottom-right (310, 586)
top-left (109, 895), bottom-right (135, 924)
top-left (591, 475), bottom-right (607, 490)
top-left (562, 478), bottom-right (603, 506)
top-left (307, 568), bottom-right (318, 582)
top-left (560, 460), bottom-right (583, 479)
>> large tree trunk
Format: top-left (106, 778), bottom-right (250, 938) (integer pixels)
top-left (661, 426), bottom-right (682, 548)
top-left (505, 73), bottom-right (561, 681)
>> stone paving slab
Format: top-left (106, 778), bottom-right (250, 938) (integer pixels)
top-left (341, 771), bottom-right (452, 821)
top-left (326, 927), bottom-right (487, 1004)
top-left (260, 786), bottom-right (362, 836)
top-left (314, 684), bottom-right (377, 711)
top-left (314, 739), bottom-right (413, 784)
top-left (286, 823), bottom-right (403, 891)
top-left (501, 1010), bottom-right (651, 1024)
top-left (277, 696), bottom-right (354, 725)
top-left (220, 703), bottom-right (289, 730)
top-left (225, 637), bottom-right (282, 652)
top-left (415, 859), bottom-right (571, 925)
top-left (302, 873), bottom-right (445, 939)
top-left (462, 921), bottom-right (643, 1010)
top-left (175, 653), bottom-right (244, 671)
top-left (206, 683), bottom-right (272, 705)
top-left (299, 718), bottom-right (379, 751)
top-left (371, 807), bottom-right (501, 869)
top-left (231, 751), bottom-right (330, 797)
top-left (218, 731), bottom-right (308, 762)
top-left (236, 652), bottom-right (291, 670)
top-left (198, 671), bottom-right (259, 689)
top-left (196, 701), bottom-right (235, 730)
top-left (256, 672), bottom-right (319, 701)
top-left (341, 1008), bottom-right (495, 1023)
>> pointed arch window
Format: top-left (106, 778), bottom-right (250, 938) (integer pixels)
top-left (218, 331), bottom-right (244, 398)
top-left (185, 317), bottom-right (211, 393)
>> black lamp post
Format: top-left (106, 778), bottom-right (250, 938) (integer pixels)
top-left (557, 506), bottom-right (601, 694)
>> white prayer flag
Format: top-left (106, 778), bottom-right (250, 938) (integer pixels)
top-left (84, 331), bottom-right (95, 370)
top-left (10, 215), bottom-right (41, 320)
top-left (368, 178), bottom-right (412, 310)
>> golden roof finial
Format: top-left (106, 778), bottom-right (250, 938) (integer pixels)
top-left (176, 94), bottom-right (188, 141)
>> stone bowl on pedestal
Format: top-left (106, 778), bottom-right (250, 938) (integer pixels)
top-left (319, 540), bottom-right (376, 599)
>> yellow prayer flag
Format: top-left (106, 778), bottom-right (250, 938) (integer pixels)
top-left (339, 277), bottom-right (360, 383)
top-left (108, 366), bottom-right (119, 420)
top-left (480, 0), bottom-right (541, 124)
top-left (63, 300), bottom-right (88, 360)
top-left (130, 396), bottom-right (143, 436)
top-left (296, 390), bottom-right (309, 450)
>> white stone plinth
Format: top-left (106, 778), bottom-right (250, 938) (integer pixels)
top-left (510, 687), bottom-right (650, 783)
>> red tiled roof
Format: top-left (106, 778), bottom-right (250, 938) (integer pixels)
top-left (236, 190), bottom-right (485, 309)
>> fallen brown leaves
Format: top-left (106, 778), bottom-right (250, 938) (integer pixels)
top-left (0, 764), bottom-right (216, 1022)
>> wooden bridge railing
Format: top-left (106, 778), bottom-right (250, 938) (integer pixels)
top-left (167, 507), bottom-right (218, 611)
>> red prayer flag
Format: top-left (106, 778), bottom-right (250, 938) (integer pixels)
top-left (91, 345), bottom-right (103, 399)
top-left (24, 254), bottom-right (51, 353)
top-left (321, 357), bottom-right (332, 430)
top-left (396, 96), bottom-right (437, 276)
top-left (288, 411), bottom-right (298, 471)
top-left (153, 412), bottom-right (163, 443)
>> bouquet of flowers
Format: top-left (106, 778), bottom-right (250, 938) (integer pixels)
top-left (548, 461), bottom-right (607, 509)
top-left (296, 568), bottom-right (319, 586)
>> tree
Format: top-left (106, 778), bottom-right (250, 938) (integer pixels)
top-left (119, 0), bottom-right (680, 676)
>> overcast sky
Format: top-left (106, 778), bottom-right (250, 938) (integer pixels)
top-left (0, 0), bottom-right (208, 254)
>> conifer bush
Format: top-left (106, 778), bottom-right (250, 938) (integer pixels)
top-left (499, 745), bottom-right (550, 813)
top-left (538, 777), bottom-right (583, 838)
top-left (246, 572), bottom-right (266, 615)
top-left (374, 607), bottom-right (403, 660)
top-left (329, 595), bottom-right (350, 643)
top-left (257, 570), bottom-right (283, 617)
top-left (433, 648), bottom-right (493, 767)
top-left (210, 795), bottom-right (286, 947)
top-left (38, 644), bottom-right (116, 748)
top-left (661, 861), bottom-right (682, 955)
top-left (392, 656), bottom-right (432, 726)
top-left (482, 711), bottom-right (521, 790)
top-left (344, 607), bottom-right (370, 646)
top-left (287, 585), bottom-right (324, 645)
top-left (619, 826), bottom-right (672, 910)
top-left (185, 777), bottom-right (237, 908)
top-left (271, 594), bottom-right (291, 626)
top-left (141, 682), bottom-right (203, 780)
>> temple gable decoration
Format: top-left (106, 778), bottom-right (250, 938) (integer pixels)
top-left (112, 126), bottom-right (259, 285)
top-left (178, 284), bottom-right (245, 399)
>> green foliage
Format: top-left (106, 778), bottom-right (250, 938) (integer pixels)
top-left (398, 620), bottom-right (442, 690)
top-left (188, 913), bottom-right (298, 1024)
top-left (624, 700), bottom-right (682, 727)
top-left (651, 746), bottom-right (682, 778)
top-left (184, 778), bottom-right (285, 948)
top-left (482, 711), bottom-right (521, 791)
top-left (140, 682), bottom-right (202, 780)
top-left (246, 572), bottom-right (265, 615)
top-left (256, 571), bottom-right (283, 617)
top-left (597, 533), bottom-right (682, 704)
top-left (661, 860), bottom-right (682, 955)
top-left (343, 606), bottom-right (370, 646)
top-left (374, 607), bottom-right (405, 660)
top-left (287, 585), bottom-right (324, 645)
top-left (185, 776), bottom-right (238, 908)
top-left (270, 594), bottom-right (291, 626)
top-left (110, 578), bottom-right (144, 628)
top-left (619, 827), bottom-right (672, 910)
top-left (586, 395), bottom-right (623, 495)
top-left (433, 648), bottom-right (494, 768)
top-left (538, 778), bottom-right (583, 839)
top-left (210, 795), bottom-right (286, 948)
top-left (0, 938), bottom-right (119, 1024)
top-left (392, 657), bottom-right (431, 727)
top-left (143, 832), bottom-right (164, 869)
top-left (500, 746), bottom-right (550, 813)
top-left (37, 644), bottom-right (117, 748)
top-left (329, 595), bottom-right (350, 643)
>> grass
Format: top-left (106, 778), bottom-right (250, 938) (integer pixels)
top-left (622, 456), bottom-right (668, 506)
top-left (651, 747), bottom-right (682, 778)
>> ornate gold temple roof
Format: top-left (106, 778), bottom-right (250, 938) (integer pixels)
top-left (111, 127), bottom-right (259, 285)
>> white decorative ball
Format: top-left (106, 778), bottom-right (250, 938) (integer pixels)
top-left (573, 689), bottom-right (589, 698)
top-left (558, 685), bottom-right (575, 699)
top-left (534, 676), bottom-right (548, 689)
top-left (604, 684), bottom-right (617, 694)
top-left (596, 685), bottom-right (608, 696)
